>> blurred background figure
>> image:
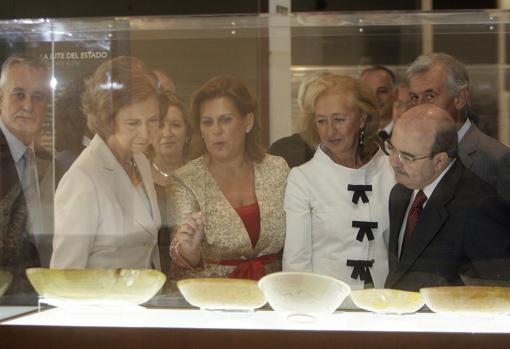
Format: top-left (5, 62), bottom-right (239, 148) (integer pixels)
top-left (392, 82), bottom-right (410, 121)
top-left (148, 93), bottom-right (191, 186)
top-left (168, 76), bottom-right (289, 281)
top-left (283, 74), bottom-right (395, 297)
top-left (269, 71), bottom-right (333, 168)
top-left (360, 65), bottom-right (397, 139)
top-left (54, 76), bottom-right (93, 183)
top-left (51, 56), bottom-right (163, 269)
top-left (153, 69), bottom-right (176, 93)
top-left (0, 54), bottom-right (52, 303)
top-left (146, 92), bottom-right (191, 275)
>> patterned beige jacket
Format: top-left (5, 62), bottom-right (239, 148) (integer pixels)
top-left (167, 154), bottom-right (289, 279)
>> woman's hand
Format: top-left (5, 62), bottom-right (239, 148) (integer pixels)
top-left (174, 211), bottom-right (204, 266)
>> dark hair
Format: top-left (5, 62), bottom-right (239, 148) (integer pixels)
top-left (430, 124), bottom-right (458, 158)
top-left (190, 76), bottom-right (265, 162)
top-left (360, 65), bottom-right (396, 88)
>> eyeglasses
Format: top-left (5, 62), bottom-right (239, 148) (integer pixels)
top-left (383, 140), bottom-right (434, 164)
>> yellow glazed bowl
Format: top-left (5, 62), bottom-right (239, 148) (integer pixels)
top-left (420, 286), bottom-right (510, 316)
top-left (177, 278), bottom-right (267, 311)
top-left (350, 288), bottom-right (425, 314)
top-left (26, 268), bottom-right (166, 305)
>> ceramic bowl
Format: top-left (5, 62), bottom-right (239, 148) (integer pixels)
top-left (350, 288), bottom-right (425, 314)
top-left (177, 278), bottom-right (267, 311)
top-left (420, 286), bottom-right (510, 316)
top-left (258, 272), bottom-right (351, 322)
top-left (26, 268), bottom-right (166, 306)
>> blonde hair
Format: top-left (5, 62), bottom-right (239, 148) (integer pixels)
top-left (301, 74), bottom-right (380, 161)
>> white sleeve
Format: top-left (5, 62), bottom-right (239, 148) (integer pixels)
top-left (282, 168), bottom-right (313, 272)
top-left (50, 168), bottom-right (98, 268)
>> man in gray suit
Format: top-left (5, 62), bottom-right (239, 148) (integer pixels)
top-left (407, 53), bottom-right (510, 201)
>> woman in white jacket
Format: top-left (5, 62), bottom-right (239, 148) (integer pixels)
top-left (51, 56), bottom-right (163, 269)
top-left (283, 74), bottom-right (395, 293)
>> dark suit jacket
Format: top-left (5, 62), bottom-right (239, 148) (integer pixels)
top-left (384, 160), bottom-right (503, 291)
top-left (0, 128), bottom-right (52, 303)
top-left (459, 122), bottom-right (510, 203)
top-left (269, 133), bottom-right (315, 168)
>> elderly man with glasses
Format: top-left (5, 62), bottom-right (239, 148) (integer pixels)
top-left (383, 103), bottom-right (509, 291)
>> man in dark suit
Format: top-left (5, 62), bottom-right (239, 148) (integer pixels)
top-left (407, 52), bottom-right (510, 202)
top-left (383, 104), bottom-right (508, 291)
top-left (0, 54), bottom-right (52, 303)
top-left (360, 65), bottom-right (397, 142)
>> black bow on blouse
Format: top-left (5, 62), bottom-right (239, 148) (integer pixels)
top-left (347, 184), bottom-right (372, 204)
top-left (346, 259), bottom-right (375, 288)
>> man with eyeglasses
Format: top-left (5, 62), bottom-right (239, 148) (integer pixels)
top-left (407, 52), bottom-right (510, 202)
top-left (383, 104), bottom-right (508, 291)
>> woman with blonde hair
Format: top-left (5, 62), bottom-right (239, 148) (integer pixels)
top-left (168, 76), bottom-right (289, 281)
top-left (283, 74), bottom-right (395, 294)
top-left (147, 92), bottom-right (191, 275)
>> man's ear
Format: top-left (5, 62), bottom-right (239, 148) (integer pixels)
top-left (433, 152), bottom-right (449, 171)
top-left (454, 88), bottom-right (469, 111)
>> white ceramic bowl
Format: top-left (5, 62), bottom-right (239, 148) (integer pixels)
top-left (350, 288), bottom-right (425, 314)
top-left (420, 286), bottom-right (510, 316)
top-left (177, 278), bottom-right (267, 311)
top-left (258, 272), bottom-right (351, 322)
top-left (26, 268), bottom-right (166, 306)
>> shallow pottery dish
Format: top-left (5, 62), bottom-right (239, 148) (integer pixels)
top-left (420, 286), bottom-right (510, 316)
top-left (258, 272), bottom-right (351, 322)
top-left (177, 278), bottom-right (266, 311)
top-left (350, 288), bottom-right (425, 314)
top-left (26, 268), bottom-right (166, 306)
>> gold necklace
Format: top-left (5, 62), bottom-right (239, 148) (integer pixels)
top-left (152, 161), bottom-right (170, 178)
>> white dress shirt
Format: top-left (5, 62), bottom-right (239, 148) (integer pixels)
top-left (397, 160), bottom-right (456, 257)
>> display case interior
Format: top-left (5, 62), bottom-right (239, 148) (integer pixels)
top-left (0, 10), bottom-right (510, 332)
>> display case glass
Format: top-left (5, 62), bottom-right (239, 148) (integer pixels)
top-left (0, 10), bottom-right (510, 339)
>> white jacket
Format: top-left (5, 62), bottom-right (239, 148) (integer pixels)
top-left (51, 134), bottom-right (161, 269)
top-left (283, 146), bottom-right (395, 290)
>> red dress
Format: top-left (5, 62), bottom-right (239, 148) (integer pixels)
top-left (211, 202), bottom-right (276, 280)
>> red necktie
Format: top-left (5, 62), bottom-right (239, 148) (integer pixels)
top-left (402, 190), bottom-right (427, 249)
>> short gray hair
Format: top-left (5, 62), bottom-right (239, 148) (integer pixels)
top-left (0, 54), bottom-right (49, 90)
top-left (407, 52), bottom-right (469, 98)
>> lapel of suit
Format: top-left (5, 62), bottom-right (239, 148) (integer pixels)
top-left (133, 153), bottom-right (160, 236)
top-left (0, 130), bottom-right (22, 200)
top-left (385, 184), bottom-right (412, 287)
top-left (458, 123), bottom-right (479, 170)
top-left (393, 161), bottom-right (461, 284)
top-left (90, 135), bottom-right (157, 238)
